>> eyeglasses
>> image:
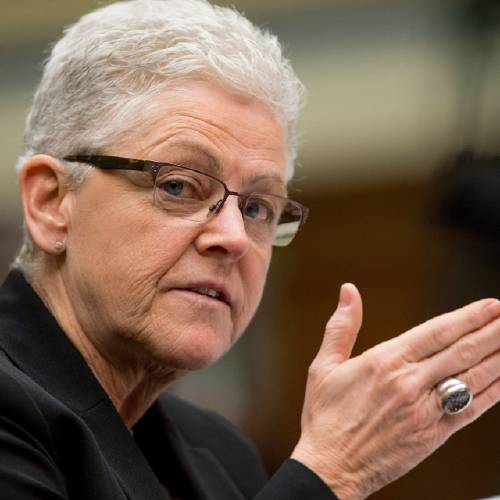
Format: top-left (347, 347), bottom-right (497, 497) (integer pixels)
top-left (63, 155), bottom-right (309, 247)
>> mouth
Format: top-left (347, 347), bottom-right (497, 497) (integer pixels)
top-left (190, 287), bottom-right (223, 301)
top-left (173, 284), bottom-right (231, 306)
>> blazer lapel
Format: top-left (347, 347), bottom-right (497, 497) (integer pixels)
top-left (82, 401), bottom-right (170, 500)
top-left (0, 271), bottom-right (169, 500)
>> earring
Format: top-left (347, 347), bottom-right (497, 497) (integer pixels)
top-left (54, 241), bottom-right (66, 253)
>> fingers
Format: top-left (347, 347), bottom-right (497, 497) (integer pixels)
top-left (393, 298), bottom-right (500, 432)
top-left (397, 299), bottom-right (500, 363)
top-left (421, 315), bottom-right (500, 388)
top-left (428, 349), bottom-right (500, 416)
top-left (316, 283), bottom-right (363, 367)
top-left (461, 349), bottom-right (500, 395)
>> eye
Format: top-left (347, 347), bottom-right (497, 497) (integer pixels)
top-left (156, 169), bottom-right (211, 200)
top-left (163, 179), bottom-right (189, 197)
top-left (159, 178), bottom-right (198, 199)
top-left (243, 196), bottom-right (277, 223)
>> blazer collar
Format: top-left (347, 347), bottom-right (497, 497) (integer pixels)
top-left (0, 271), bottom-right (245, 500)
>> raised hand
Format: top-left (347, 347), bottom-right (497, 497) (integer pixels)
top-left (292, 284), bottom-right (500, 499)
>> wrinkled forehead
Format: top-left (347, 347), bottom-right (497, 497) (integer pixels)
top-left (108, 79), bottom-right (288, 191)
top-left (163, 139), bottom-right (288, 195)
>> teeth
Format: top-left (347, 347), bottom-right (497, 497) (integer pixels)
top-left (192, 287), bottom-right (221, 299)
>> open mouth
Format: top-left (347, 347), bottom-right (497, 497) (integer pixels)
top-left (177, 286), bottom-right (230, 306)
top-left (169, 282), bottom-right (231, 306)
top-left (190, 287), bottom-right (222, 301)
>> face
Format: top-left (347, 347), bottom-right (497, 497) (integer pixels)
top-left (62, 79), bottom-right (287, 372)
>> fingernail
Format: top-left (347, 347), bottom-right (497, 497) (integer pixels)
top-left (338, 284), bottom-right (351, 309)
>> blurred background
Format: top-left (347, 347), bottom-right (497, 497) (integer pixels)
top-left (1, 0), bottom-right (499, 498)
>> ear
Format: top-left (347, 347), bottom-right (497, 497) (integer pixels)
top-left (19, 155), bottom-right (71, 256)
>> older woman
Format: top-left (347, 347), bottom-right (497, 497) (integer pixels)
top-left (0, 0), bottom-right (498, 499)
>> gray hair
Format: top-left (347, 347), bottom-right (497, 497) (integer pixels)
top-left (14, 0), bottom-right (305, 272)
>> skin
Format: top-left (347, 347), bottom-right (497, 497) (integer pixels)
top-left (20, 79), bottom-right (287, 427)
top-left (19, 78), bottom-right (500, 498)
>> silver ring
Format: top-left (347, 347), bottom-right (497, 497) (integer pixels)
top-left (436, 378), bottom-right (473, 415)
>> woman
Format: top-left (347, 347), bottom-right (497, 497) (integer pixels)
top-left (1, 1), bottom-right (499, 499)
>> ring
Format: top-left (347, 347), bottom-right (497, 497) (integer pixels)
top-left (436, 378), bottom-right (473, 415)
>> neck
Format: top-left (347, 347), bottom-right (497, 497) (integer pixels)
top-left (28, 266), bottom-right (184, 428)
top-left (84, 355), bottom-right (180, 427)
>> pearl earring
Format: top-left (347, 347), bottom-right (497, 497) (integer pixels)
top-left (54, 241), bottom-right (66, 253)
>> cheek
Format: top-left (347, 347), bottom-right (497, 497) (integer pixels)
top-left (236, 248), bottom-right (272, 335)
top-left (70, 192), bottom-right (191, 271)
top-left (67, 201), bottom-right (198, 321)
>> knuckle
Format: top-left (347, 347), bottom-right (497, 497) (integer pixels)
top-left (307, 361), bottom-right (318, 378)
top-left (394, 370), bottom-right (422, 405)
top-left (456, 338), bottom-right (478, 366)
top-left (364, 350), bottom-right (388, 379)
top-left (307, 361), bottom-right (323, 382)
top-left (367, 342), bottom-right (390, 365)
top-left (374, 352), bottom-right (404, 379)
top-left (430, 324), bottom-right (450, 351)
top-left (365, 346), bottom-right (420, 400)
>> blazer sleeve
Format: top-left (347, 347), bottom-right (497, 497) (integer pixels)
top-left (195, 406), bottom-right (338, 499)
top-left (255, 459), bottom-right (338, 500)
top-left (0, 367), bottom-right (68, 500)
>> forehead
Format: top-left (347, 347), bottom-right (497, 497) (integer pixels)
top-left (113, 79), bottom-right (287, 188)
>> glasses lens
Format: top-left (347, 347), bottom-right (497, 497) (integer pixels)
top-left (241, 194), bottom-right (304, 247)
top-left (153, 165), bottom-right (306, 247)
top-left (153, 165), bottom-right (224, 221)
top-left (274, 200), bottom-right (304, 246)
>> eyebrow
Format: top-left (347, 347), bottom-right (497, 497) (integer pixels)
top-left (162, 140), bottom-right (287, 193)
top-left (243, 173), bottom-right (287, 196)
top-left (162, 140), bottom-right (222, 176)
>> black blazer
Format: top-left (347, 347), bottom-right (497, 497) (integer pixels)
top-left (0, 271), bottom-right (335, 500)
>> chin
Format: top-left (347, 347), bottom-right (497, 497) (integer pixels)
top-left (171, 340), bottom-right (229, 371)
top-left (146, 321), bottom-right (235, 371)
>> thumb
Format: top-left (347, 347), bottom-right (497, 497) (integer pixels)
top-left (317, 283), bottom-right (363, 367)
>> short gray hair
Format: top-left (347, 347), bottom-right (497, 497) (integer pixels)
top-left (14, 0), bottom-right (305, 271)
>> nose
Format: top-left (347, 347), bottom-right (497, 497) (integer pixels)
top-left (194, 195), bottom-right (251, 261)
